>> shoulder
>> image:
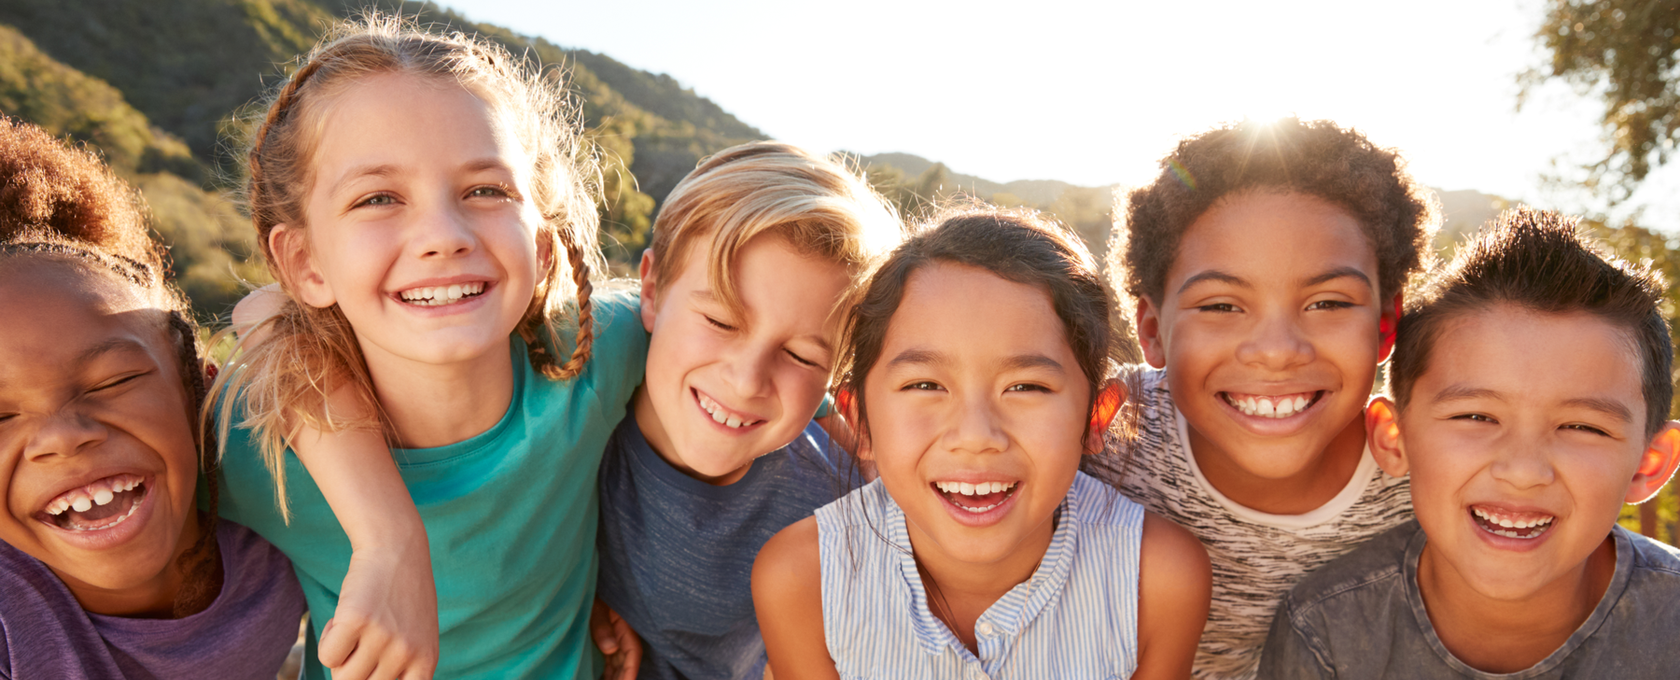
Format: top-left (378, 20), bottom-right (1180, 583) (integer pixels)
top-left (1281, 520), bottom-right (1417, 617)
top-left (1622, 525), bottom-right (1680, 576)
top-left (1138, 510), bottom-right (1212, 605)
top-left (753, 516), bottom-right (823, 604)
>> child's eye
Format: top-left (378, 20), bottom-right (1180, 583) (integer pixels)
top-left (903, 381), bottom-right (943, 392)
top-left (1005, 383), bottom-right (1050, 393)
top-left (90, 372), bottom-right (147, 393)
top-left (354, 193), bottom-right (397, 208)
top-left (1562, 423), bottom-right (1612, 437)
top-left (1306, 300), bottom-right (1354, 311)
top-left (1196, 303), bottom-right (1239, 313)
top-left (468, 185), bottom-right (511, 199)
top-left (785, 349), bottom-right (820, 369)
top-left (703, 315), bottom-right (737, 332)
top-left (1450, 413), bottom-right (1496, 424)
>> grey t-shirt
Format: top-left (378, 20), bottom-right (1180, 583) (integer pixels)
top-left (0, 520), bottom-right (306, 679)
top-left (1259, 520), bottom-right (1680, 679)
top-left (596, 414), bottom-right (855, 680)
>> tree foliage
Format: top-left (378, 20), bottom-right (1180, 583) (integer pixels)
top-left (1528, 1), bottom-right (1680, 203)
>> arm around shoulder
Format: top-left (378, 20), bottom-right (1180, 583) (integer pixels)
top-left (1132, 511), bottom-right (1211, 680)
top-left (752, 517), bottom-right (839, 680)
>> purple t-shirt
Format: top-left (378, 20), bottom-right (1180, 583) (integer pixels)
top-left (0, 520), bottom-right (305, 680)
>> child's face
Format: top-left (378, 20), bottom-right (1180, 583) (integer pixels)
top-left (279, 73), bottom-right (544, 373)
top-left (1137, 191), bottom-right (1392, 484)
top-left (861, 263), bottom-right (1093, 570)
top-left (1372, 304), bottom-right (1678, 602)
top-left (636, 233), bottom-right (850, 483)
top-left (0, 261), bottom-right (201, 614)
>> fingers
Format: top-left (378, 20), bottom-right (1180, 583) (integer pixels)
top-left (590, 599), bottom-right (620, 655)
top-left (318, 616), bottom-right (358, 669)
top-left (611, 613), bottom-right (642, 680)
top-left (324, 629), bottom-right (434, 680)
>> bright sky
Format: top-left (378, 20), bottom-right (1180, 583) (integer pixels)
top-left (444, 0), bottom-right (1680, 230)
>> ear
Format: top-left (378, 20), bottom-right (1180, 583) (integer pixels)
top-left (1627, 421), bottom-right (1680, 504)
top-left (1135, 296), bottom-right (1167, 369)
top-left (1378, 293), bottom-right (1402, 362)
top-left (838, 388), bottom-right (872, 461)
top-left (1365, 397), bottom-right (1408, 478)
top-left (269, 225), bottom-right (335, 309)
top-left (638, 249), bottom-right (659, 333)
top-left (1085, 378), bottom-right (1127, 455)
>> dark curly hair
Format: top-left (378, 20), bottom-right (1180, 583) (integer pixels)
top-left (1388, 207), bottom-right (1672, 438)
top-left (1111, 117), bottom-right (1439, 317)
top-left (0, 116), bottom-right (223, 618)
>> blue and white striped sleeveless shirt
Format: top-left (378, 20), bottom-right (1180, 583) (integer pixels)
top-left (815, 472), bottom-right (1144, 680)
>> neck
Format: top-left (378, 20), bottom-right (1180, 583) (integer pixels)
top-left (904, 512), bottom-right (1056, 652)
top-left (361, 338), bottom-right (515, 449)
top-left (1417, 537), bottom-right (1616, 673)
top-left (1187, 413), bottom-right (1366, 515)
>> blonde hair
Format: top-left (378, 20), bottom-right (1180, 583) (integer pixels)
top-left (213, 15), bottom-right (605, 519)
top-left (649, 141), bottom-right (901, 320)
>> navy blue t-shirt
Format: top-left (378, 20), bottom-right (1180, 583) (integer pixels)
top-left (596, 413), bottom-right (856, 680)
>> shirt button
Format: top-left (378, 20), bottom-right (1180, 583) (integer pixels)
top-left (976, 621), bottom-right (995, 637)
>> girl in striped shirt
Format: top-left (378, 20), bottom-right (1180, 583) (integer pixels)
top-left (753, 206), bottom-right (1211, 679)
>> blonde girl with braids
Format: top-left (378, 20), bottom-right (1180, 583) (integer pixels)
top-left (0, 117), bottom-right (306, 678)
top-left (211, 16), bottom-right (648, 680)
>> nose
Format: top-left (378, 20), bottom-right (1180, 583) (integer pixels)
top-left (412, 201), bottom-right (475, 259)
top-left (719, 343), bottom-right (774, 400)
top-left (24, 410), bottom-right (109, 462)
top-left (1235, 310), bottom-right (1315, 371)
top-left (1488, 434), bottom-right (1556, 490)
top-left (941, 393), bottom-right (1009, 456)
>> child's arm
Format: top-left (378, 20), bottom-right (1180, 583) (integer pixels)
top-left (1131, 511), bottom-right (1212, 680)
top-left (290, 420), bottom-right (439, 680)
top-left (235, 288), bottom-right (440, 680)
top-left (752, 517), bottom-right (840, 680)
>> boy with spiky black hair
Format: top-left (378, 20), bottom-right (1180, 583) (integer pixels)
top-left (1260, 207), bottom-right (1680, 678)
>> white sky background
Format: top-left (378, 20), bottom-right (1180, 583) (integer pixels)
top-left (443, 0), bottom-right (1680, 230)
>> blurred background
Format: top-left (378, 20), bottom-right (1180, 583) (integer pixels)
top-left (2, 0), bottom-right (1676, 537)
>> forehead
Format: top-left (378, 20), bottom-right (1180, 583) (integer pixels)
top-left (309, 72), bottom-right (528, 186)
top-left (0, 259), bottom-right (172, 373)
top-left (880, 263), bottom-right (1070, 360)
top-left (1171, 191), bottom-right (1376, 288)
top-left (1417, 305), bottom-right (1644, 412)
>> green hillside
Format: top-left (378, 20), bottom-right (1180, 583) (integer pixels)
top-left (0, 0), bottom-right (768, 315)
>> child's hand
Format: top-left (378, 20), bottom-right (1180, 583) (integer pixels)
top-left (591, 598), bottom-right (642, 680)
top-left (317, 545), bottom-right (440, 680)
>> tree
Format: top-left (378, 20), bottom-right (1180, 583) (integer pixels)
top-left (1526, 1), bottom-right (1680, 204)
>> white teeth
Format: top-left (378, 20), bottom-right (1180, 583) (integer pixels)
top-left (1471, 507), bottom-right (1555, 537)
top-left (959, 482), bottom-right (975, 496)
top-left (92, 488), bottom-right (114, 506)
top-left (698, 393), bottom-right (757, 429)
top-left (399, 282), bottom-right (486, 305)
top-left (935, 481), bottom-right (1017, 496)
top-left (71, 497), bottom-right (92, 513)
top-left (42, 474), bottom-right (146, 517)
top-left (1229, 393), bottom-right (1314, 418)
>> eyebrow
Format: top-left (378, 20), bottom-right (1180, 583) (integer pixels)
top-left (76, 338), bottom-right (150, 365)
top-left (1177, 270), bottom-right (1247, 294)
top-left (1432, 384), bottom-right (1634, 423)
top-left (329, 158), bottom-right (514, 194)
top-left (885, 349), bottom-right (1064, 373)
top-left (1303, 266), bottom-right (1374, 290)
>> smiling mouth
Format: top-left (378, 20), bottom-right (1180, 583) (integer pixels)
top-left (1471, 505), bottom-right (1555, 540)
top-left (696, 391), bottom-right (763, 429)
top-left (398, 282), bottom-right (487, 306)
top-left (933, 480), bottom-right (1019, 514)
top-left (40, 474), bottom-right (148, 532)
top-left (1221, 391), bottom-right (1324, 418)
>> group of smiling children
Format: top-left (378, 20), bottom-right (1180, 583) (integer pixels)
top-left (3, 15), bottom-right (1680, 680)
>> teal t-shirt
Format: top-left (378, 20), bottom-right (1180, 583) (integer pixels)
top-left (215, 290), bottom-right (647, 679)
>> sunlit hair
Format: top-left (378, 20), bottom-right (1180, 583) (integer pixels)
top-left (212, 14), bottom-right (606, 519)
top-left (1112, 116), bottom-right (1439, 319)
top-left (837, 204), bottom-right (1115, 449)
top-left (648, 141), bottom-right (901, 325)
top-left (1388, 207), bottom-right (1673, 438)
top-left (0, 117), bottom-right (222, 617)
